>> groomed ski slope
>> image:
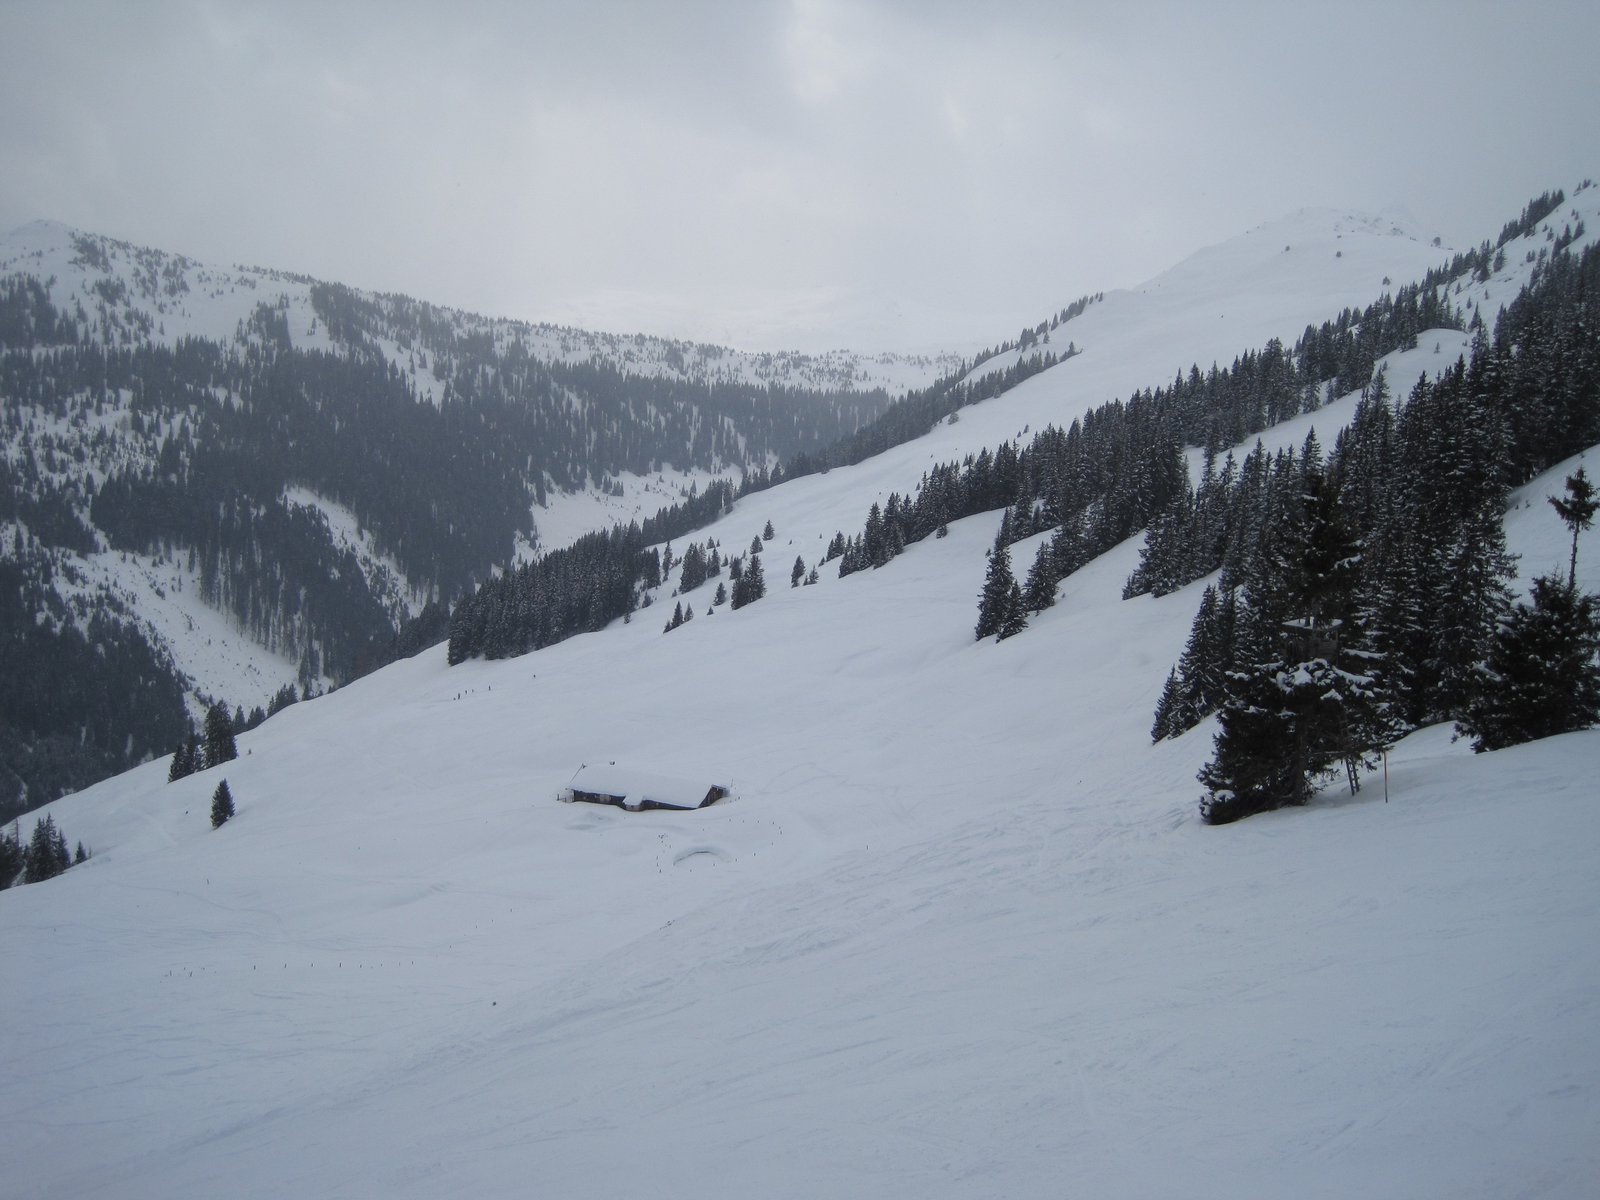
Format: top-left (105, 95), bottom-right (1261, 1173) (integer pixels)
top-left (4, 202), bottom-right (1599, 1199)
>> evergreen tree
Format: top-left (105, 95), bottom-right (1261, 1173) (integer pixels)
top-left (203, 702), bottom-right (237, 769)
top-left (993, 508), bottom-right (1014, 550)
top-left (267, 684), bottom-right (299, 718)
top-left (713, 581), bottom-right (727, 606)
top-left (49, 818), bottom-right (70, 875)
top-left (1169, 585), bottom-right (1239, 734)
top-left (1456, 574), bottom-right (1600, 752)
top-left (1151, 668), bottom-right (1183, 742)
top-left (23, 814), bottom-right (70, 883)
top-left (1549, 465), bottom-right (1597, 590)
top-left (863, 503), bottom-right (887, 566)
top-left (1022, 543), bottom-right (1057, 613)
top-left (791, 555), bottom-right (805, 588)
top-left (762, 520), bottom-right (775, 541)
top-left (168, 735), bottom-right (195, 783)
top-left (0, 823), bottom-right (23, 889)
top-left (732, 552), bottom-right (766, 609)
top-left (975, 539), bottom-right (1018, 641)
top-left (211, 779), bottom-right (235, 828)
top-left (997, 582), bottom-right (1028, 641)
top-left (1362, 527), bottom-right (1434, 732)
top-left (1198, 473), bottom-right (1383, 822)
top-left (1430, 503), bottom-right (1517, 720)
top-left (678, 542), bottom-right (707, 592)
top-left (1124, 490), bottom-right (1193, 598)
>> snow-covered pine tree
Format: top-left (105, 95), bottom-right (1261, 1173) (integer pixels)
top-left (863, 503), bottom-right (888, 567)
top-left (1550, 465), bottom-right (1597, 590)
top-left (1123, 486), bottom-right (1192, 599)
top-left (211, 779), bottom-right (235, 828)
top-left (0, 823), bottom-right (22, 889)
top-left (168, 735), bottom-right (195, 783)
top-left (678, 543), bottom-right (707, 592)
top-left (1456, 575), bottom-right (1600, 752)
top-left (746, 552), bottom-right (765, 602)
top-left (1167, 584), bottom-right (1239, 735)
top-left (1022, 543), bottom-right (1057, 613)
top-left (1199, 471), bottom-right (1384, 822)
top-left (1430, 501), bottom-right (1517, 720)
top-left (1151, 668), bottom-right (1183, 742)
top-left (23, 814), bottom-right (70, 883)
top-left (975, 536), bottom-right (1018, 641)
top-left (997, 582), bottom-right (1028, 641)
top-left (203, 703), bottom-right (237, 770)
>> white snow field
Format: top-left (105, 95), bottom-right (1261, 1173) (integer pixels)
top-left (4, 194), bottom-right (1599, 1198)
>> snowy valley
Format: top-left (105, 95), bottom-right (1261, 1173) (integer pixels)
top-left (0, 221), bottom-right (965, 811)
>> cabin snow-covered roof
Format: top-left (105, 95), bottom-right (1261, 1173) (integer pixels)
top-left (563, 765), bottom-right (728, 811)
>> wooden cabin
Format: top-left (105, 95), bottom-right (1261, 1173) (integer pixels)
top-left (560, 765), bottom-right (730, 812)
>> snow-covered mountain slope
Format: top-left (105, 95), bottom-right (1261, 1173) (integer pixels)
top-left (5, 186), bottom-right (1600, 1197)
top-left (5, 441), bottom-right (1596, 1199)
top-left (0, 219), bottom-right (961, 394)
top-left (0, 197), bottom-right (1450, 752)
top-left (0, 216), bottom-right (939, 770)
top-left (593, 211), bottom-right (1459, 587)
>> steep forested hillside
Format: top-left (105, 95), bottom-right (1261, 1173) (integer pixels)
top-left (446, 189), bottom-right (1595, 690)
top-left (0, 225), bottom-right (929, 817)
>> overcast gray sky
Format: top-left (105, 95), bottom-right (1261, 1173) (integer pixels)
top-left (3, 0), bottom-right (1598, 351)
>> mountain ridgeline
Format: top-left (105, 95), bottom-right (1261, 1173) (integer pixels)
top-left (0, 231), bottom-right (905, 818)
top-left (441, 184), bottom-right (1600, 827)
top-left (441, 197), bottom-right (1498, 665)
